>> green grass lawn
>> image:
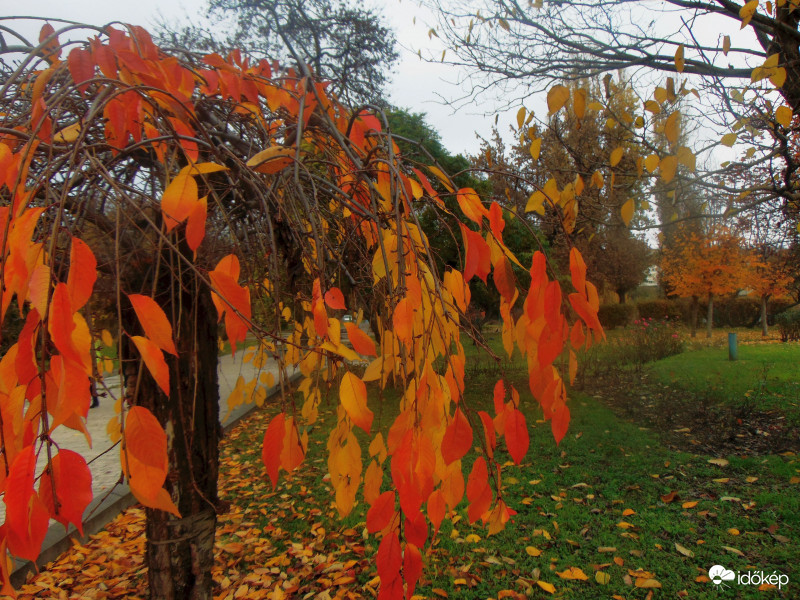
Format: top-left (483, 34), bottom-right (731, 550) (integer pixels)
top-left (648, 343), bottom-right (800, 422)
top-left (215, 343), bottom-right (800, 599)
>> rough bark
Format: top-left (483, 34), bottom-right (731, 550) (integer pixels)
top-left (123, 245), bottom-right (221, 600)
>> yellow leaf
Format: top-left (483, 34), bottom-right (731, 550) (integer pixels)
top-left (682, 501), bottom-right (698, 509)
top-left (644, 100), bottom-right (660, 114)
top-left (427, 165), bottom-right (455, 193)
top-left (664, 111), bottom-right (681, 145)
top-left (622, 508), bottom-right (635, 516)
top-left (739, 0), bottom-right (759, 28)
top-left (498, 18), bottom-right (511, 31)
top-left (547, 85), bottom-right (570, 115)
top-left (529, 138), bottom-right (542, 160)
top-left (776, 105), bottom-right (793, 127)
top-left (654, 87), bottom-right (668, 104)
top-left (660, 155), bottom-right (678, 183)
top-left (720, 133), bottom-right (738, 147)
top-left (595, 571), bottom-right (611, 585)
top-left (573, 88), bottom-right (587, 119)
top-left (339, 372), bottom-right (373, 433)
top-left (635, 578), bottom-right (662, 588)
top-left (644, 154), bottom-right (660, 173)
top-left (621, 199), bottom-right (634, 227)
top-left (616, 521), bottom-right (634, 529)
top-left (723, 545), bottom-right (744, 556)
top-left (609, 146), bottom-right (624, 167)
top-left (246, 146), bottom-right (295, 173)
top-left (517, 106), bottom-right (526, 129)
top-left (54, 122), bottom-right (82, 143)
top-left (557, 567), bottom-right (588, 581)
top-left (525, 546), bottom-right (542, 557)
top-left (770, 66), bottom-right (787, 87)
top-left (591, 170), bottom-right (604, 189)
top-left (723, 35), bottom-right (731, 55)
top-left (708, 458), bottom-right (729, 467)
top-left (101, 328), bottom-right (114, 347)
top-left (675, 44), bottom-right (685, 72)
top-left (535, 580), bottom-right (555, 594)
top-left (728, 528), bottom-right (740, 535)
top-left (675, 542), bottom-right (695, 557)
top-left (465, 533), bottom-right (481, 543)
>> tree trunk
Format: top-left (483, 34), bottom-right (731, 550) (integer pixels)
top-left (706, 293), bottom-right (714, 339)
top-left (690, 295), bottom-right (699, 337)
top-left (617, 289), bottom-right (627, 303)
top-left (761, 294), bottom-right (769, 337)
top-left (124, 248), bottom-right (221, 600)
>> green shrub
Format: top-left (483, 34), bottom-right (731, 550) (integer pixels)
top-left (769, 298), bottom-right (795, 320)
top-left (606, 316), bottom-right (685, 369)
top-left (637, 299), bottom-right (687, 322)
top-left (775, 310), bottom-right (800, 342)
top-left (598, 303), bottom-right (637, 329)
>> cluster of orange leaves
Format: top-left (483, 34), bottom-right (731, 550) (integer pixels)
top-left (0, 22), bottom-right (604, 599)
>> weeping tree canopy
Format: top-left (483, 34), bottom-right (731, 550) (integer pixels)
top-left (0, 19), bottom-right (603, 599)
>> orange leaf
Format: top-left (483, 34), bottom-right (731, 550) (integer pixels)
top-left (461, 225), bottom-right (491, 283)
top-left (127, 294), bottom-right (177, 356)
top-left (505, 408), bottom-right (529, 464)
top-left (557, 567), bottom-right (589, 580)
top-left (456, 187), bottom-right (488, 226)
top-left (38, 449), bottom-right (92, 534)
top-left (130, 336), bottom-right (170, 395)
top-left (404, 542), bottom-right (423, 599)
top-left (392, 298), bottom-right (414, 343)
top-left (261, 412), bottom-right (285, 488)
top-left (344, 323), bottom-right (376, 356)
top-left (339, 372), bottom-right (373, 433)
top-left (366, 490), bottom-right (396, 533)
top-left (161, 171), bottom-right (198, 232)
top-left (441, 408), bottom-right (473, 465)
top-left (324, 287), bottom-right (346, 310)
top-left (67, 238), bottom-right (96, 311)
top-left (427, 489), bottom-right (446, 533)
top-left (536, 580), bottom-right (556, 594)
top-left (185, 196), bottom-right (207, 251)
top-left (48, 283), bottom-right (81, 366)
top-left (569, 247), bottom-right (586, 295)
top-left (39, 24), bottom-right (61, 64)
top-left (123, 406), bottom-right (168, 503)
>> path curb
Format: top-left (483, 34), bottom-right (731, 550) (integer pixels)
top-left (10, 372), bottom-right (301, 587)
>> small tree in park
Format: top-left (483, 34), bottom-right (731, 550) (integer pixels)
top-left (743, 247), bottom-right (793, 336)
top-left (0, 21), bottom-right (603, 599)
top-left (660, 225), bottom-right (748, 337)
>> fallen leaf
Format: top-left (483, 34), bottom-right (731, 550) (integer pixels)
top-left (660, 491), bottom-right (678, 503)
top-left (595, 571), bottom-right (611, 585)
top-left (708, 458), bottom-right (729, 467)
top-left (556, 567), bottom-right (588, 581)
top-left (675, 542), bottom-right (694, 557)
top-left (682, 501), bottom-right (698, 509)
top-left (723, 545), bottom-right (744, 556)
top-left (525, 546), bottom-right (542, 557)
top-left (536, 580), bottom-right (555, 594)
top-left (635, 578), bottom-right (662, 588)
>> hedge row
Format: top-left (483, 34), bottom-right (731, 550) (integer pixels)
top-left (597, 297), bottom-right (796, 330)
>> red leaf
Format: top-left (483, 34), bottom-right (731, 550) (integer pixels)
top-left (488, 201), bottom-right (506, 240)
top-left (67, 238), bottom-right (96, 311)
top-left (403, 543), bottom-right (423, 600)
top-left (130, 336), bottom-right (170, 395)
top-left (505, 408), bottom-right (530, 465)
top-left (461, 225), bottom-right (491, 283)
top-left (344, 323), bottom-right (376, 356)
top-left (38, 449), bottom-right (92, 534)
top-left (366, 490), bottom-right (396, 533)
top-left (48, 283), bottom-right (81, 366)
top-left (261, 413), bottom-right (285, 488)
top-left (67, 48), bottom-right (94, 94)
top-left (5, 445), bottom-right (49, 561)
top-left (376, 531), bottom-right (402, 589)
top-left (127, 294), bottom-right (178, 355)
top-left (551, 404), bottom-right (570, 445)
top-left (466, 456), bottom-right (488, 502)
top-left (492, 254), bottom-right (516, 303)
top-left (478, 410), bottom-right (496, 457)
top-left (324, 287), bottom-right (346, 310)
top-left (404, 511), bottom-right (428, 548)
top-left (38, 24), bottom-right (61, 64)
top-left (427, 489), bottom-right (446, 533)
top-left (441, 408), bottom-right (473, 465)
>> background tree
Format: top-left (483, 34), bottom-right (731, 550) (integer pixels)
top-left (660, 225), bottom-right (749, 337)
top-left (0, 20), bottom-right (603, 599)
top-left (743, 245), bottom-right (794, 335)
top-left (158, 0), bottom-right (398, 106)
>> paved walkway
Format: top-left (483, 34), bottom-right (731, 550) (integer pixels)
top-left (9, 347), bottom-right (298, 584)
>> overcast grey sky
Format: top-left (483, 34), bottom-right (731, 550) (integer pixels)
top-left (11, 0), bottom-right (515, 157)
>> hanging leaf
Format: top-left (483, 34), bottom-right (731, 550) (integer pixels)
top-left (161, 171), bottom-right (198, 232)
top-left (674, 44), bottom-right (685, 72)
top-left (775, 105), bottom-right (792, 127)
top-left (366, 490), bottom-right (396, 533)
top-left (324, 287), bottom-right (347, 310)
top-left (185, 196), bottom-right (207, 251)
top-left (442, 408), bottom-right (473, 464)
top-left (261, 412), bottom-right (285, 488)
top-left (529, 137), bottom-right (542, 160)
top-left (38, 449), bottom-right (93, 534)
top-left (609, 146), bottom-right (624, 167)
top-left (339, 372), bottom-right (373, 433)
top-left (246, 146), bottom-right (295, 174)
top-left (344, 323), bottom-right (376, 356)
top-left (130, 336), bottom-right (170, 395)
top-left (621, 198), bottom-right (635, 227)
top-left (547, 85), bottom-right (570, 115)
top-left (505, 407), bottom-right (529, 464)
top-left (664, 111), bottom-right (681, 145)
top-left (723, 35), bottom-right (731, 55)
top-left (739, 0), bottom-right (759, 28)
top-left (516, 106), bottom-right (526, 129)
top-left (127, 294), bottom-right (178, 356)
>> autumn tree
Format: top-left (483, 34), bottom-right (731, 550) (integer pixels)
top-left (743, 246), bottom-right (794, 335)
top-left (0, 20), bottom-right (603, 600)
top-left (158, 0), bottom-right (398, 106)
top-left (425, 0), bottom-right (800, 235)
top-left (660, 225), bottom-right (749, 337)
top-left (470, 78), bottom-right (653, 302)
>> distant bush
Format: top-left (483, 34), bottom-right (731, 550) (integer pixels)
top-left (608, 316), bottom-right (685, 369)
top-left (598, 303), bottom-right (637, 329)
top-left (776, 310), bottom-right (800, 342)
top-left (713, 296), bottom-right (761, 328)
top-left (769, 298), bottom-right (795, 322)
top-left (637, 299), bottom-right (685, 321)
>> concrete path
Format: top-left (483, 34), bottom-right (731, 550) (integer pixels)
top-left (9, 348), bottom-right (298, 585)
